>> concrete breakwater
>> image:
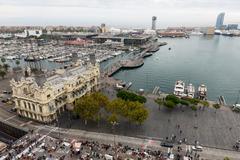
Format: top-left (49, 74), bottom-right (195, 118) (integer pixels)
top-left (107, 58), bottom-right (144, 76)
top-left (107, 42), bottom-right (167, 77)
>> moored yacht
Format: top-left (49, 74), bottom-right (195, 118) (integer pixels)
top-left (198, 84), bottom-right (207, 100)
top-left (186, 83), bottom-right (195, 98)
top-left (173, 80), bottom-right (186, 97)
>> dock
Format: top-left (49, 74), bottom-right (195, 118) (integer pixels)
top-left (125, 82), bottom-right (132, 90)
top-left (107, 58), bottom-right (144, 77)
top-left (152, 86), bottom-right (160, 95)
top-left (138, 42), bottom-right (167, 58)
top-left (106, 41), bottom-right (167, 77)
top-left (218, 96), bottom-right (226, 105)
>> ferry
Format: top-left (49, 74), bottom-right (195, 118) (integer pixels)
top-left (173, 80), bottom-right (186, 97)
top-left (186, 83), bottom-right (195, 98)
top-left (198, 84), bottom-right (207, 100)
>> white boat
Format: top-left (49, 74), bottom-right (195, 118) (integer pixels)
top-left (232, 104), bottom-right (240, 112)
top-left (214, 30), bottom-right (222, 35)
top-left (186, 83), bottom-right (195, 98)
top-left (173, 80), bottom-right (186, 97)
top-left (191, 31), bottom-right (203, 36)
top-left (198, 84), bottom-right (207, 100)
top-left (115, 83), bottom-right (124, 90)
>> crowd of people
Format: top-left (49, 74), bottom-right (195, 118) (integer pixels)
top-left (0, 129), bottom-right (206, 160)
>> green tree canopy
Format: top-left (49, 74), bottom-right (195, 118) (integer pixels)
top-left (107, 113), bottom-right (118, 124)
top-left (213, 103), bottom-right (221, 113)
top-left (15, 60), bottom-right (20, 66)
top-left (182, 97), bottom-right (200, 105)
top-left (200, 100), bottom-right (209, 107)
top-left (106, 98), bottom-right (126, 116)
top-left (179, 99), bottom-right (190, 106)
top-left (74, 95), bottom-right (100, 124)
top-left (155, 98), bottom-right (164, 110)
top-left (92, 92), bottom-right (109, 107)
top-left (213, 103), bottom-right (221, 109)
top-left (117, 90), bottom-right (146, 103)
top-left (165, 95), bottom-right (180, 104)
top-left (191, 105), bottom-right (197, 111)
top-left (128, 107), bottom-right (148, 125)
top-left (1, 57), bottom-right (6, 63)
top-left (164, 100), bottom-right (176, 109)
top-left (107, 99), bottom-right (149, 125)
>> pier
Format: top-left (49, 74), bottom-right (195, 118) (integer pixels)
top-left (152, 86), bottom-right (160, 95)
top-left (107, 58), bottom-right (144, 76)
top-left (219, 96), bottom-right (227, 105)
top-left (138, 42), bottom-right (167, 58)
top-left (106, 42), bottom-right (167, 77)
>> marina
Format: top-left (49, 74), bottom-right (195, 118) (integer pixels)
top-left (113, 36), bottom-right (240, 104)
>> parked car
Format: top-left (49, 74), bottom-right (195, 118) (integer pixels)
top-left (160, 142), bottom-right (174, 148)
top-left (2, 90), bottom-right (12, 94)
top-left (11, 107), bottom-right (17, 112)
top-left (191, 145), bottom-right (203, 151)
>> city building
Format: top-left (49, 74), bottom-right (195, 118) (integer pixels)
top-left (158, 31), bottom-right (186, 37)
top-left (215, 12), bottom-right (225, 29)
top-left (15, 29), bottom-right (43, 38)
top-left (100, 23), bottom-right (107, 33)
top-left (227, 24), bottom-right (239, 30)
top-left (201, 27), bottom-right (215, 35)
top-left (10, 62), bottom-right (100, 123)
top-left (152, 16), bottom-right (157, 30)
top-left (92, 34), bottom-right (152, 45)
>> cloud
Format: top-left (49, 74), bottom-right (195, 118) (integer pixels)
top-left (0, 0), bottom-right (239, 10)
top-left (0, 0), bottom-right (239, 27)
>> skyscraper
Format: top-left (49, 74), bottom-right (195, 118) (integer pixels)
top-left (215, 12), bottom-right (225, 29)
top-left (152, 16), bottom-right (157, 30)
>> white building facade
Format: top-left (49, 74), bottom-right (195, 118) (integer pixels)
top-left (10, 63), bottom-right (100, 123)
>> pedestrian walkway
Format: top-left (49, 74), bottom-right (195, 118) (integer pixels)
top-left (36, 125), bottom-right (240, 160)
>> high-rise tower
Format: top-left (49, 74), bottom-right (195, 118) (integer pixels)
top-left (152, 16), bottom-right (157, 30)
top-left (215, 12), bottom-right (225, 29)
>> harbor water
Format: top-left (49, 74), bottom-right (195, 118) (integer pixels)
top-left (113, 36), bottom-right (240, 104)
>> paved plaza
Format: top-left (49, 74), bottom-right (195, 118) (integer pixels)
top-left (58, 87), bottom-right (240, 151)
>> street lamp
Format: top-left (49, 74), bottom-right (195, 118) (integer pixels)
top-left (110, 121), bottom-right (118, 146)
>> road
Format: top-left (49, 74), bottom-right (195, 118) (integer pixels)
top-left (34, 125), bottom-right (240, 160)
top-left (1, 90), bottom-right (240, 159)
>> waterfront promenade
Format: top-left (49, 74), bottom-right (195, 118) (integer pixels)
top-left (55, 84), bottom-right (240, 151)
top-left (1, 89), bottom-right (240, 159)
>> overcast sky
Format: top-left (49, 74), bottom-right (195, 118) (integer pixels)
top-left (0, 0), bottom-right (239, 28)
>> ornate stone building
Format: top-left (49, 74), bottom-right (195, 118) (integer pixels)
top-left (10, 63), bottom-right (100, 123)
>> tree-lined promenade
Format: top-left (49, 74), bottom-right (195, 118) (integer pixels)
top-left (54, 85), bottom-right (240, 151)
top-left (73, 91), bottom-right (149, 127)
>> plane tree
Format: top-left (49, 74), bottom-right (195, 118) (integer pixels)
top-left (74, 95), bottom-right (100, 125)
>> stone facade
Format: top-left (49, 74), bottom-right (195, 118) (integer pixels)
top-left (10, 63), bottom-right (100, 123)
